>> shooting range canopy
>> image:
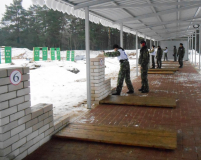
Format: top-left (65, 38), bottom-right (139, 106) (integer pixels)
top-left (32, 0), bottom-right (201, 41)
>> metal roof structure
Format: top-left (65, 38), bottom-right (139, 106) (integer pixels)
top-left (32, 0), bottom-right (201, 41)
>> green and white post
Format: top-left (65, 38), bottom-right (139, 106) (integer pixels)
top-left (67, 51), bottom-right (70, 61)
top-left (33, 47), bottom-right (40, 61)
top-left (71, 50), bottom-right (75, 61)
top-left (5, 47), bottom-right (12, 63)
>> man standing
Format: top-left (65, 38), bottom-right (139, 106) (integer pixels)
top-left (138, 40), bottom-right (149, 93)
top-left (163, 47), bottom-right (168, 61)
top-left (173, 46), bottom-right (177, 61)
top-left (104, 44), bottom-right (134, 95)
top-left (156, 46), bottom-right (163, 69)
top-left (149, 45), bottom-right (156, 69)
top-left (178, 43), bottom-right (185, 68)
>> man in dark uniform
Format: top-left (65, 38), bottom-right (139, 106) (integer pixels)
top-left (178, 43), bottom-right (185, 68)
top-left (156, 46), bottom-right (163, 69)
top-left (173, 46), bottom-right (177, 61)
top-left (138, 40), bottom-right (149, 93)
top-left (104, 44), bottom-right (134, 95)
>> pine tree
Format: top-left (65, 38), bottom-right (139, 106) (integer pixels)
top-left (1, 0), bottom-right (27, 46)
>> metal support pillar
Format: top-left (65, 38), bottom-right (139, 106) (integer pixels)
top-left (150, 39), bottom-right (152, 49)
top-left (136, 32), bottom-right (138, 77)
top-left (85, 7), bottom-right (91, 109)
top-left (199, 27), bottom-right (201, 71)
top-left (195, 30), bottom-right (197, 65)
top-left (120, 23), bottom-right (123, 47)
top-left (187, 37), bottom-right (189, 61)
top-left (192, 34), bottom-right (194, 63)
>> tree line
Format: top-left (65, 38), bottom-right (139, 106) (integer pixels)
top-left (0, 0), bottom-right (147, 50)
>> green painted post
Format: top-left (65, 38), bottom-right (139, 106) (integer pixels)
top-left (34, 47), bottom-right (40, 61)
top-left (42, 47), bottom-right (48, 60)
top-left (5, 47), bottom-right (12, 63)
top-left (67, 51), bottom-right (70, 61)
top-left (71, 50), bottom-right (75, 61)
top-left (56, 48), bottom-right (61, 60)
top-left (50, 48), bottom-right (55, 60)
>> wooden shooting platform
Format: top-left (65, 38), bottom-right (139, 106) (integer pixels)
top-left (148, 71), bottom-right (175, 74)
top-left (100, 95), bottom-right (176, 108)
top-left (149, 68), bottom-right (178, 72)
top-left (55, 123), bottom-right (177, 150)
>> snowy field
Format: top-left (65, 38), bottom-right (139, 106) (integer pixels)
top-left (0, 48), bottom-right (138, 120)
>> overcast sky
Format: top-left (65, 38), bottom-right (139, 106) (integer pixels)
top-left (0, 0), bottom-right (32, 20)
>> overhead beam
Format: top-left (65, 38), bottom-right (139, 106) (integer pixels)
top-left (133, 15), bottom-right (201, 31)
top-left (186, 7), bottom-right (201, 31)
top-left (111, 1), bottom-right (161, 39)
top-left (89, 1), bottom-right (201, 10)
top-left (74, 0), bottom-right (115, 10)
top-left (145, 28), bottom-right (196, 37)
top-left (146, 0), bottom-right (168, 34)
top-left (116, 4), bottom-right (201, 23)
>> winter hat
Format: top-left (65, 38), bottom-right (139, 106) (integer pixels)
top-left (140, 40), bottom-right (146, 47)
top-left (113, 44), bottom-right (119, 49)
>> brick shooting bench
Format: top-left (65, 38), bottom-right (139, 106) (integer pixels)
top-left (0, 67), bottom-right (69, 160)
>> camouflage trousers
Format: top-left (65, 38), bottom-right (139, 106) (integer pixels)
top-left (141, 65), bottom-right (149, 91)
top-left (116, 61), bottom-right (134, 93)
top-left (178, 56), bottom-right (183, 67)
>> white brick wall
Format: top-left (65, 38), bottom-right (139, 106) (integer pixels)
top-left (0, 67), bottom-right (70, 160)
top-left (90, 57), bottom-right (111, 104)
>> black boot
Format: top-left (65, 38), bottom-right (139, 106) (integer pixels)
top-left (138, 88), bottom-right (143, 91)
top-left (127, 90), bottom-right (134, 94)
top-left (141, 90), bottom-right (149, 93)
top-left (112, 92), bottom-right (120, 95)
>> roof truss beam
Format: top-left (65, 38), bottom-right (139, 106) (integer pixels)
top-left (116, 4), bottom-right (201, 23)
top-left (74, 0), bottom-right (115, 10)
top-left (133, 15), bottom-right (201, 31)
top-left (89, 1), bottom-right (201, 10)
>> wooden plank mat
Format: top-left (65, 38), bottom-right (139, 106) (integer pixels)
top-left (100, 95), bottom-right (176, 108)
top-left (55, 123), bottom-right (177, 150)
top-left (149, 68), bottom-right (178, 72)
top-left (148, 71), bottom-right (175, 74)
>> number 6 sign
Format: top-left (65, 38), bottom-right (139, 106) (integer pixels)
top-left (10, 70), bottom-right (22, 85)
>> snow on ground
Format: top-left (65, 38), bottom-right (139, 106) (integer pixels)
top-left (0, 48), bottom-right (138, 119)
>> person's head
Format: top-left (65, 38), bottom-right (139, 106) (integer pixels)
top-left (180, 43), bottom-right (183, 47)
top-left (140, 40), bottom-right (146, 48)
top-left (113, 44), bottom-right (119, 51)
top-left (166, 47), bottom-right (167, 49)
top-left (152, 45), bottom-right (155, 49)
top-left (174, 46), bottom-right (176, 48)
top-left (158, 46), bottom-right (161, 49)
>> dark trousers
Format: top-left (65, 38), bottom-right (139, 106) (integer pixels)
top-left (157, 58), bottom-right (162, 68)
top-left (116, 61), bottom-right (134, 93)
top-left (141, 65), bottom-right (149, 91)
top-left (178, 56), bottom-right (183, 67)
top-left (164, 53), bottom-right (168, 61)
top-left (152, 55), bottom-right (155, 68)
top-left (174, 55), bottom-right (177, 61)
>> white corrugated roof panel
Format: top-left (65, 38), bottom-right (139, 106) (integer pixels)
top-left (37, 0), bottom-right (201, 40)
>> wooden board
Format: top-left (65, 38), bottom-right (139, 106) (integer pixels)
top-left (148, 71), bottom-right (175, 74)
top-left (100, 95), bottom-right (176, 108)
top-left (149, 68), bottom-right (178, 72)
top-left (55, 123), bottom-right (177, 150)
